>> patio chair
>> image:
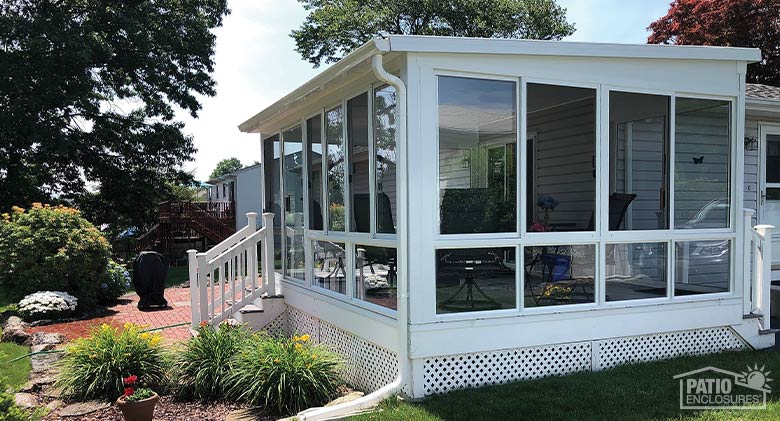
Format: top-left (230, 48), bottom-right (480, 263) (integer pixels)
top-left (586, 193), bottom-right (637, 231)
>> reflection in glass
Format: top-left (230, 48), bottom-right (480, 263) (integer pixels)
top-left (263, 134), bottom-right (283, 267)
top-left (674, 240), bottom-right (730, 295)
top-left (438, 76), bottom-right (517, 234)
top-left (307, 115), bottom-right (324, 230)
top-left (526, 83), bottom-right (596, 232)
top-left (674, 98), bottom-right (731, 229)
top-left (313, 241), bottom-right (346, 294)
top-left (610, 92), bottom-right (670, 230)
top-left (283, 126), bottom-right (305, 279)
top-left (326, 106), bottom-right (345, 231)
top-left (354, 245), bottom-right (397, 310)
top-left (524, 244), bottom-right (595, 307)
top-left (605, 243), bottom-right (667, 301)
top-left (375, 85), bottom-right (397, 234)
top-left (435, 247), bottom-right (516, 314)
top-left (348, 93), bottom-right (370, 233)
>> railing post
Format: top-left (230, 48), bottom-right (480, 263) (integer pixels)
top-left (187, 249), bottom-right (200, 328)
top-left (357, 247), bottom-right (366, 300)
top-left (262, 212), bottom-right (276, 296)
top-left (198, 254), bottom-right (209, 325)
top-left (743, 209), bottom-right (755, 316)
top-left (246, 212), bottom-right (258, 233)
top-left (755, 224), bottom-right (775, 328)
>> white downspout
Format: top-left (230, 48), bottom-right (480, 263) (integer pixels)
top-left (295, 51), bottom-right (409, 420)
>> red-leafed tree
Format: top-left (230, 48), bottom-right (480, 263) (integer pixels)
top-left (648, 0), bottom-right (780, 86)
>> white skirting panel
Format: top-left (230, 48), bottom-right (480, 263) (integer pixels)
top-left (286, 306), bottom-right (400, 393)
top-left (418, 326), bottom-right (747, 397)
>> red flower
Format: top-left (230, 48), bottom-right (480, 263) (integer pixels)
top-left (124, 387), bottom-right (135, 397)
top-left (199, 321), bottom-right (208, 328)
top-left (123, 375), bottom-right (138, 385)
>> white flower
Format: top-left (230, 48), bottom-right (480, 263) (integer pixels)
top-left (18, 291), bottom-right (78, 317)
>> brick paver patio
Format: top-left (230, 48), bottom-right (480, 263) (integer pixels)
top-left (28, 287), bottom-right (193, 343)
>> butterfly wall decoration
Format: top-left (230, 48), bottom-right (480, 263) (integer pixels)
top-left (692, 156), bottom-right (704, 165)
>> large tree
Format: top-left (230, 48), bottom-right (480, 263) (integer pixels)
top-left (292, 0), bottom-right (575, 67)
top-left (209, 157), bottom-right (243, 179)
top-left (648, 0), bottom-right (780, 86)
top-left (0, 0), bottom-right (230, 230)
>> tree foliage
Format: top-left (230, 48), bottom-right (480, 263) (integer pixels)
top-left (648, 0), bottom-right (780, 86)
top-left (210, 157), bottom-right (243, 179)
top-left (0, 0), bottom-right (230, 229)
top-left (292, 0), bottom-right (575, 67)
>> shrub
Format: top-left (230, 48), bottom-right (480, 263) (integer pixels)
top-left (56, 323), bottom-right (168, 401)
top-left (17, 291), bottom-right (78, 321)
top-left (0, 204), bottom-right (112, 311)
top-left (0, 378), bottom-right (34, 421)
top-left (98, 260), bottom-right (131, 304)
top-left (227, 333), bottom-right (341, 413)
top-left (173, 323), bottom-right (251, 401)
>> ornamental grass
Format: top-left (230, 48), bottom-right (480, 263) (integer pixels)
top-left (226, 333), bottom-right (342, 413)
top-left (56, 323), bottom-right (168, 401)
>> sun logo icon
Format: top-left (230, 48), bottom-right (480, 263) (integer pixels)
top-left (740, 364), bottom-right (773, 391)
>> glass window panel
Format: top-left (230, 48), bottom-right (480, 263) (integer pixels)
top-left (605, 242), bottom-right (667, 301)
top-left (767, 135), bottom-right (780, 183)
top-left (438, 76), bottom-right (517, 234)
top-left (326, 106), bottom-right (345, 231)
top-left (436, 247), bottom-right (516, 314)
top-left (375, 85), bottom-right (397, 234)
top-left (523, 244), bottom-right (595, 307)
top-left (674, 98), bottom-right (731, 229)
top-left (313, 241), bottom-right (346, 295)
top-left (307, 115), bottom-right (324, 230)
top-left (527, 84), bottom-right (596, 232)
top-left (263, 134), bottom-right (283, 267)
top-left (674, 240), bottom-right (730, 295)
top-left (348, 92), bottom-right (370, 233)
top-left (283, 126), bottom-right (305, 279)
top-left (354, 245), bottom-right (397, 310)
top-left (610, 92), bottom-right (670, 230)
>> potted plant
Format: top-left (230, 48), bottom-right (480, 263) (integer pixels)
top-left (116, 375), bottom-right (159, 421)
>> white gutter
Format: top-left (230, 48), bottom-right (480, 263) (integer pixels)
top-left (293, 50), bottom-right (409, 421)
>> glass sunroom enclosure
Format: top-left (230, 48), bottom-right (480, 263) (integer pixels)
top-left (235, 36), bottom-right (771, 398)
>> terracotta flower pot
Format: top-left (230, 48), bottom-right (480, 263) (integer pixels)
top-left (116, 392), bottom-right (159, 421)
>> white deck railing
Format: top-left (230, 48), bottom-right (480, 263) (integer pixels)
top-left (743, 209), bottom-right (775, 328)
top-left (188, 212), bottom-right (275, 327)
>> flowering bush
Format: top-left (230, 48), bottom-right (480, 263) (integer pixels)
top-left (121, 375), bottom-right (155, 402)
top-left (0, 204), bottom-right (112, 311)
top-left (17, 291), bottom-right (78, 321)
top-left (227, 333), bottom-right (341, 413)
top-left (56, 322), bottom-right (168, 401)
top-left (173, 322), bottom-right (251, 401)
top-left (98, 260), bottom-right (131, 304)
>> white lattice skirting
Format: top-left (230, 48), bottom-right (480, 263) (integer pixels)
top-left (422, 326), bottom-right (747, 396)
top-left (285, 306), bottom-right (399, 393)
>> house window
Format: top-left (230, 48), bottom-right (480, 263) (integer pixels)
top-left (435, 247), bottom-right (516, 314)
top-left (526, 83), bottom-right (596, 233)
top-left (313, 240), bottom-right (346, 295)
top-left (307, 114), bottom-right (324, 231)
top-left (326, 106), bottom-right (346, 232)
top-left (523, 244), bottom-right (595, 307)
top-left (605, 242), bottom-right (668, 301)
top-left (375, 85), bottom-right (397, 234)
top-left (354, 245), bottom-right (397, 309)
top-left (674, 98), bottom-right (731, 229)
top-left (348, 92), bottom-right (370, 233)
top-left (438, 76), bottom-right (517, 234)
top-left (282, 125), bottom-right (305, 280)
top-left (609, 91), bottom-right (670, 230)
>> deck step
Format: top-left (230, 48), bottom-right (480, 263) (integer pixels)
top-left (238, 304), bottom-right (264, 314)
top-left (743, 313), bottom-right (762, 319)
top-left (759, 328), bottom-right (780, 335)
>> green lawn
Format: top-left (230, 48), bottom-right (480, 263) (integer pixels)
top-left (166, 266), bottom-right (190, 287)
top-left (0, 287), bottom-right (17, 314)
top-left (352, 349), bottom-right (780, 421)
top-left (0, 340), bottom-right (31, 389)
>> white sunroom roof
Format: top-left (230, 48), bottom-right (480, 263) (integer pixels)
top-left (239, 35), bottom-right (761, 134)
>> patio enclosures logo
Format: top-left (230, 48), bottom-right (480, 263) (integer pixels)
top-left (674, 365), bottom-right (772, 409)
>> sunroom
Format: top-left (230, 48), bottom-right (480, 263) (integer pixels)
top-left (190, 35), bottom-right (774, 400)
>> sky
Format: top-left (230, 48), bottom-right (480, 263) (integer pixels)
top-left (180, 0), bottom-right (672, 181)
